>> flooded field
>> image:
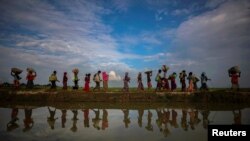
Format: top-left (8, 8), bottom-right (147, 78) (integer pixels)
top-left (0, 103), bottom-right (250, 141)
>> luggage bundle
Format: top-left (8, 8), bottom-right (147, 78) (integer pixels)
top-left (162, 65), bottom-right (169, 72)
top-left (11, 68), bottom-right (22, 74)
top-left (72, 68), bottom-right (79, 74)
top-left (26, 67), bottom-right (35, 73)
top-left (228, 66), bottom-right (240, 74)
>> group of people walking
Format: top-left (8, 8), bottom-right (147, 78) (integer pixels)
top-left (9, 65), bottom-right (241, 92)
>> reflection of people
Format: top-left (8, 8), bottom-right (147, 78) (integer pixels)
top-left (138, 109), bottom-right (144, 128)
top-left (122, 109), bottom-right (130, 128)
top-left (92, 109), bottom-right (101, 130)
top-left (201, 110), bottom-right (210, 129)
top-left (189, 109), bottom-right (195, 130)
top-left (71, 110), bottom-right (78, 132)
top-left (82, 109), bottom-right (90, 128)
top-left (156, 109), bottom-right (164, 131)
top-left (233, 110), bottom-right (241, 125)
top-left (194, 110), bottom-right (201, 126)
top-left (7, 108), bottom-right (19, 132)
top-left (23, 108), bottom-right (34, 132)
top-left (102, 109), bottom-right (108, 130)
top-left (170, 109), bottom-right (178, 128)
top-left (47, 107), bottom-right (58, 130)
top-left (181, 109), bottom-right (188, 131)
top-left (61, 109), bottom-right (67, 128)
top-left (145, 110), bottom-right (153, 131)
top-left (162, 109), bottom-right (171, 137)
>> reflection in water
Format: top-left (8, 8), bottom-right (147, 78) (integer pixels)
top-left (170, 109), bottom-right (178, 128)
top-left (7, 108), bottom-right (19, 132)
top-left (1, 105), bottom-right (248, 141)
top-left (71, 110), bottom-right (78, 132)
top-left (122, 109), bottom-right (130, 128)
top-left (61, 109), bottom-right (67, 128)
top-left (137, 109), bottom-right (144, 128)
top-left (181, 109), bottom-right (188, 131)
top-left (82, 109), bottom-right (90, 128)
top-left (92, 109), bottom-right (101, 130)
top-left (102, 109), bottom-right (108, 130)
top-left (145, 110), bottom-right (153, 131)
top-left (201, 110), bottom-right (210, 129)
top-left (233, 109), bottom-right (241, 125)
top-left (23, 108), bottom-right (34, 132)
top-left (47, 107), bottom-right (57, 130)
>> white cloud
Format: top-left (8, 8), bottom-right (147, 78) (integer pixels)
top-left (109, 71), bottom-right (122, 81)
top-left (169, 0), bottom-right (250, 87)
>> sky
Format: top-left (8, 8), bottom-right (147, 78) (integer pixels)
top-left (0, 0), bottom-right (250, 88)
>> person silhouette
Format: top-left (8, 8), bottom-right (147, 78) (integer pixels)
top-left (7, 108), bottom-right (19, 132)
top-left (122, 109), bottom-right (130, 128)
top-left (156, 108), bottom-right (164, 132)
top-left (82, 109), bottom-right (90, 128)
top-left (145, 110), bottom-right (153, 131)
top-left (92, 109), bottom-right (101, 130)
top-left (232, 109), bottom-right (241, 125)
top-left (181, 109), bottom-right (189, 131)
top-left (61, 109), bottom-right (67, 128)
top-left (189, 109), bottom-right (195, 130)
top-left (47, 107), bottom-right (58, 130)
top-left (170, 109), bottom-right (178, 128)
top-left (102, 109), bottom-right (108, 130)
top-left (137, 109), bottom-right (144, 128)
top-left (71, 110), bottom-right (78, 132)
top-left (23, 108), bottom-right (34, 132)
top-left (201, 110), bottom-right (210, 129)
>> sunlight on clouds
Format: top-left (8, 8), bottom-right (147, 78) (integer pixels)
top-left (109, 71), bottom-right (122, 81)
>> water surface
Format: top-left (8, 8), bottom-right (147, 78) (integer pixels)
top-left (0, 104), bottom-right (249, 141)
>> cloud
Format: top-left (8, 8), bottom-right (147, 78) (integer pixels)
top-left (109, 71), bottom-right (122, 81)
top-left (169, 0), bottom-right (250, 87)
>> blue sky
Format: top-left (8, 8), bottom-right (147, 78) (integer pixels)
top-left (0, 0), bottom-right (250, 87)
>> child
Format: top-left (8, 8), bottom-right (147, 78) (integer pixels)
top-left (102, 72), bottom-right (109, 92)
top-left (63, 72), bottom-right (68, 90)
top-left (49, 71), bottom-right (60, 89)
top-left (155, 69), bottom-right (162, 92)
top-left (137, 72), bottom-right (144, 91)
top-left (26, 69), bottom-right (36, 89)
top-left (122, 72), bottom-right (130, 92)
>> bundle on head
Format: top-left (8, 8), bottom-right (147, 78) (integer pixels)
top-left (145, 70), bottom-right (152, 75)
top-left (26, 68), bottom-right (35, 73)
top-left (228, 66), bottom-right (240, 74)
top-left (162, 65), bottom-right (169, 72)
top-left (11, 68), bottom-right (22, 74)
top-left (72, 68), bottom-right (79, 74)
